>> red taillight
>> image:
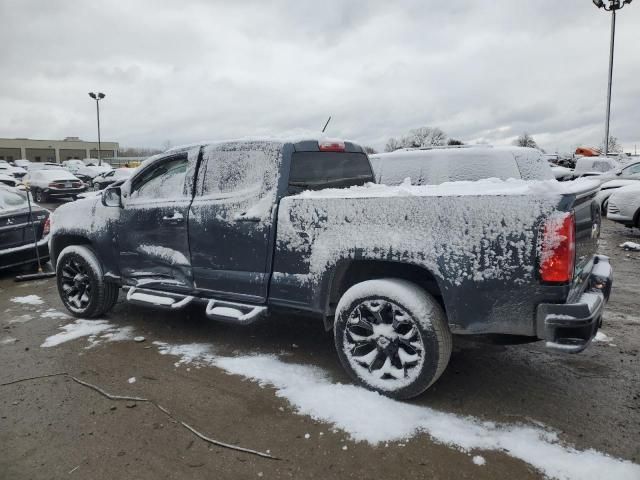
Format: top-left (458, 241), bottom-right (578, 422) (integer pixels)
top-left (540, 212), bottom-right (575, 283)
top-left (43, 217), bottom-right (51, 236)
top-left (318, 139), bottom-right (345, 152)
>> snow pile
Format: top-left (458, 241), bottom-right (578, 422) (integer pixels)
top-left (620, 241), bottom-right (640, 252)
top-left (472, 455), bottom-right (486, 466)
top-left (10, 295), bottom-right (44, 305)
top-left (40, 309), bottom-right (71, 319)
top-left (593, 331), bottom-right (613, 344)
top-left (153, 342), bottom-right (640, 480)
top-left (154, 341), bottom-right (216, 367)
top-left (41, 320), bottom-right (134, 348)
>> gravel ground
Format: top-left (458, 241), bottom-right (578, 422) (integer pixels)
top-left (1, 215), bottom-right (639, 479)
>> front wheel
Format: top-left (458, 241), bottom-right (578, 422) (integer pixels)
top-left (56, 245), bottom-right (120, 318)
top-left (334, 278), bottom-right (452, 399)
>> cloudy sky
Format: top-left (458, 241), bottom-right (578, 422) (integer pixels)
top-left (1, 0), bottom-right (639, 153)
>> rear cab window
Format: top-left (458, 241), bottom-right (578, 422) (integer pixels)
top-left (288, 151), bottom-right (374, 192)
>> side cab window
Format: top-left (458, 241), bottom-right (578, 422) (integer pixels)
top-left (127, 152), bottom-right (194, 203)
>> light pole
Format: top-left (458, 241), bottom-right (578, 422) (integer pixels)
top-left (88, 92), bottom-right (105, 166)
top-left (592, 0), bottom-right (633, 154)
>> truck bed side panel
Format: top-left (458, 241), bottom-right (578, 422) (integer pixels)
top-left (270, 193), bottom-right (565, 335)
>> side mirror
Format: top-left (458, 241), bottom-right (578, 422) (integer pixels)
top-left (102, 186), bottom-right (122, 207)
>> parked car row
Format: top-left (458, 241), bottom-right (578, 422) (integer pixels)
top-left (0, 157), bottom-right (135, 203)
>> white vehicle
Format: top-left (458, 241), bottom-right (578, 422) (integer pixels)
top-left (595, 179), bottom-right (640, 215)
top-left (62, 159), bottom-right (86, 173)
top-left (0, 163), bottom-right (28, 179)
top-left (91, 167), bottom-right (134, 190)
top-left (0, 173), bottom-right (19, 187)
top-left (13, 159), bottom-right (31, 168)
top-left (26, 162), bottom-right (65, 172)
top-left (607, 183), bottom-right (640, 228)
top-left (573, 157), bottom-right (619, 178)
top-left (23, 169), bottom-right (86, 203)
top-left (369, 146), bottom-right (554, 185)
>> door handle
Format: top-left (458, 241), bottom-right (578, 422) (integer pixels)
top-left (162, 212), bottom-right (185, 225)
top-left (234, 212), bottom-right (260, 222)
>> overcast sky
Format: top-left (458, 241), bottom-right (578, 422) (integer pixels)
top-left (1, 0), bottom-right (639, 153)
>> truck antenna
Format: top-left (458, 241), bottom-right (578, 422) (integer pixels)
top-left (322, 116), bottom-right (331, 133)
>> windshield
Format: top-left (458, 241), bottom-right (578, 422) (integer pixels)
top-left (0, 187), bottom-right (28, 210)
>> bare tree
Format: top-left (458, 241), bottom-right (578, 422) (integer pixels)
top-left (384, 137), bottom-right (402, 152)
top-left (401, 127), bottom-right (447, 148)
top-left (385, 126), bottom-right (449, 152)
top-left (600, 135), bottom-right (623, 153)
top-left (514, 132), bottom-right (538, 149)
top-left (363, 146), bottom-right (377, 154)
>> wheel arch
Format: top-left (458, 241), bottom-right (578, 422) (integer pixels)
top-left (51, 234), bottom-right (93, 268)
top-left (321, 259), bottom-right (446, 331)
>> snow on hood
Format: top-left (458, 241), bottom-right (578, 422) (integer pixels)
top-left (51, 194), bottom-right (119, 238)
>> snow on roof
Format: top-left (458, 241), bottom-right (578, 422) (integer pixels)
top-left (31, 170), bottom-right (78, 181)
top-left (370, 146), bottom-right (554, 185)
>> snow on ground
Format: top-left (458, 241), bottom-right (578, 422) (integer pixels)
top-left (0, 336), bottom-right (18, 345)
top-left (10, 295), bottom-right (44, 305)
top-left (620, 241), bottom-right (640, 252)
top-left (41, 320), bottom-right (134, 348)
top-left (153, 342), bottom-right (640, 480)
top-left (9, 314), bottom-right (34, 324)
top-left (128, 377), bottom-right (136, 384)
top-left (40, 309), bottom-right (70, 319)
top-left (593, 331), bottom-right (613, 344)
top-left (472, 455), bottom-right (486, 466)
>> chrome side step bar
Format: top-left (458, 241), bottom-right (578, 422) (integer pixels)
top-left (125, 287), bottom-right (194, 309)
top-left (205, 299), bottom-right (267, 325)
top-left (123, 287), bottom-right (267, 324)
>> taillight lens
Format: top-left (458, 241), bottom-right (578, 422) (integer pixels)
top-left (43, 217), bottom-right (51, 236)
top-left (318, 139), bottom-right (345, 152)
top-left (540, 212), bottom-right (575, 283)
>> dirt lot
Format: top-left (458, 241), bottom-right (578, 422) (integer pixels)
top-left (1, 216), bottom-right (639, 480)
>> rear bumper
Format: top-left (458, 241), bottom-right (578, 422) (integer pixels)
top-left (537, 255), bottom-right (613, 353)
top-left (0, 236), bottom-right (50, 270)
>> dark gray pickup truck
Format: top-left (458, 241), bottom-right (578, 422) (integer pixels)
top-left (50, 138), bottom-right (612, 399)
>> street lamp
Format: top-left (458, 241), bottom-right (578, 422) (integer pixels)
top-left (88, 92), bottom-right (106, 166)
top-left (592, 0), bottom-right (633, 154)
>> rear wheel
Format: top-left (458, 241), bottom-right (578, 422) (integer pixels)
top-left (334, 278), bottom-right (452, 399)
top-left (56, 245), bottom-right (120, 318)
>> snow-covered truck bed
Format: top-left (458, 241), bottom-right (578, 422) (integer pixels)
top-left (49, 138), bottom-right (612, 399)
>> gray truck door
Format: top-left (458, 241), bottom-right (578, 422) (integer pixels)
top-left (188, 141), bottom-right (283, 303)
top-left (117, 149), bottom-right (196, 291)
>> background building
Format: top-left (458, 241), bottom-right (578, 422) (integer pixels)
top-left (0, 137), bottom-right (119, 163)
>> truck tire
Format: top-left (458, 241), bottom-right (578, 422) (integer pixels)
top-left (56, 245), bottom-right (120, 318)
top-left (334, 278), bottom-right (451, 399)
